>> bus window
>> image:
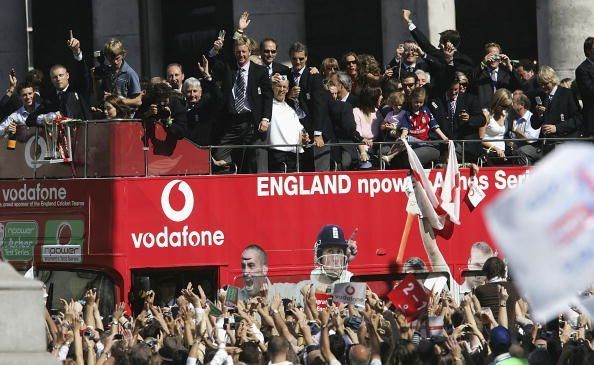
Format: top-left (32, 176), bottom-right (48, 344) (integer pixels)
top-left (131, 267), bottom-right (218, 315)
top-left (36, 269), bottom-right (116, 319)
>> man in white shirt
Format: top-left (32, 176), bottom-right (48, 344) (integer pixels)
top-left (511, 93), bottom-right (541, 164)
top-left (0, 82), bottom-right (39, 138)
top-left (268, 77), bottom-right (308, 172)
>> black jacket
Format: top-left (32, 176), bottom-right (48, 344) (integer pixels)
top-left (326, 94), bottom-right (360, 142)
top-left (264, 61), bottom-right (289, 76)
top-left (186, 78), bottom-right (224, 146)
top-left (215, 59), bottom-right (273, 126)
top-left (282, 67), bottom-right (330, 139)
top-left (410, 26), bottom-right (474, 97)
top-left (576, 59), bottom-right (594, 135)
top-left (530, 86), bottom-right (582, 138)
top-left (471, 65), bottom-right (522, 108)
top-left (430, 92), bottom-right (483, 140)
top-left (26, 58), bottom-right (92, 125)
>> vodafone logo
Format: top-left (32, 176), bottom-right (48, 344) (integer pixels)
top-left (161, 180), bottom-right (194, 222)
top-left (133, 180), bottom-right (224, 249)
top-left (25, 136), bottom-right (47, 169)
top-left (345, 285), bottom-right (356, 295)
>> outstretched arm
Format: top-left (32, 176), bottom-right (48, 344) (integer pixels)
top-left (418, 216), bottom-right (448, 272)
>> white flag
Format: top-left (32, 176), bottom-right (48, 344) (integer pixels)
top-left (485, 144), bottom-right (594, 322)
top-left (440, 140), bottom-right (461, 224)
top-left (403, 140), bottom-right (461, 229)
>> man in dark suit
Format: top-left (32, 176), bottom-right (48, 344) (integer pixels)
top-left (576, 37), bottom-right (594, 137)
top-left (260, 38), bottom-right (289, 77)
top-left (212, 36), bottom-right (273, 173)
top-left (402, 9), bottom-right (473, 98)
top-left (183, 56), bottom-right (223, 146)
top-left (326, 92), bottom-right (361, 171)
top-left (471, 42), bottom-right (522, 108)
top-left (282, 42), bottom-right (332, 171)
top-left (529, 66), bottom-right (582, 160)
top-left (516, 59), bottom-right (539, 95)
top-left (27, 35), bottom-right (91, 125)
top-left (336, 71), bottom-right (360, 108)
top-left (386, 40), bottom-right (429, 77)
top-left (430, 79), bottom-right (483, 161)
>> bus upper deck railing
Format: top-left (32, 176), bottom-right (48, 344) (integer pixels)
top-left (0, 119), bottom-right (592, 180)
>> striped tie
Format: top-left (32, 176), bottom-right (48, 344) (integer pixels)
top-left (234, 68), bottom-right (247, 113)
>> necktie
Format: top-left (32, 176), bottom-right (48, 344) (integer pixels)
top-left (58, 91), bottom-right (66, 114)
top-left (234, 68), bottom-right (247, 113)
top-left (292, 70), bottom-right (306, 119)
top-left (490, 70), bottom-right (497, 92)
top-left (449, 99), bottom-right (456, 120)
top-left (292, 70), bottom-right (300, 85)
top-left (268, 64), bottom-right (273, 76)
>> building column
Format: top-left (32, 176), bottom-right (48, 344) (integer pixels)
top-left (536, 0), bottom-right (594, 79)
top-left (0, 262), bottom-right (60, 364)
top-left (232, 0), bottom-right (306, 66)
top-left (92, 0), bottom-right (142, 74)
top-left (0, 0), bottom-right (27, 79)
top-left (381, 0), bottom-right (456, 66)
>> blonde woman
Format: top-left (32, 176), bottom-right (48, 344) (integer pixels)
top-left (479, 88), bottom-right (513, 162)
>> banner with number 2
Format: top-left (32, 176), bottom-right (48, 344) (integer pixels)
top-left (387, 273), bottom-right (429, 322)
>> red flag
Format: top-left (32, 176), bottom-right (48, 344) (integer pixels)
top-left (387, 273), bottom-right (429, 322)
top-left (315, 293), bottom-right (331, 311)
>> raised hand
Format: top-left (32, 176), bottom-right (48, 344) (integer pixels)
top-left (197, 55), bottom-right (210, 78)
top-left (113, 301), bottom-right (126, 321)
top-left (67, 30), bottom-right (81, 55)
top-left (8, 69), bottom-right (17, 91)
top-left (238, 11), bottom-right (251, 31)
top-left (402, 9), bottom-right (413, 23)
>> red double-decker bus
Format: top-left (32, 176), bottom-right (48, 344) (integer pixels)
top-left (0, 120), bottom-right (530, 315)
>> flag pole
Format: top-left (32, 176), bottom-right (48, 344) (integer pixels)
top-left (396, 212), bottom-right (415, 266)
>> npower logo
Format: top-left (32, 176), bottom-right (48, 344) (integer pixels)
top-left (161, 180), bottom-right (194, 222)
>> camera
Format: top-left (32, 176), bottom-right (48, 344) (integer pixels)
top-left (93, 50), bottom-right (110, 80)
top-left (491, 55), bottom-right (501, 62)
top-left (156, 101), bottom-right (171, 120)
top-left (144, 337), bottom-right (158, 348)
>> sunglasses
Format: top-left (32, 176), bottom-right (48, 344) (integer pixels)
top-left (345, 60), bottom-right (357, 65)
top-left (326, 66), bottom-right (338, 71)
top-left (263, 49), bottom-right (276, 54)
top-left (292, 57), bottom-right (306, 61)
top-left (459, 83), bottom-right (469, 87)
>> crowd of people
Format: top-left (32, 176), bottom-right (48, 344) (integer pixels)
top-left (0, 10), bottom-right (592, 173)
top-left (41, 251), bottom-right (594, 365)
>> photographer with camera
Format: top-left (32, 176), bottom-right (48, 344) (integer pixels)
top-left (140, 82), bottom-right (187, 139)
top-left (471, 42), bottom-right (522, 108)
top-left (95, 38), bottom-right (142, 109)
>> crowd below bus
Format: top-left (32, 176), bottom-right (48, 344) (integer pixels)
top-left (1, 10), bottom-right (593, 173)
top-left (40, 255), bottom-right (594, 365)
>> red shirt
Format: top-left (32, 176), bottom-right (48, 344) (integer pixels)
top-left (402, 106), bottom-right (439, 141)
